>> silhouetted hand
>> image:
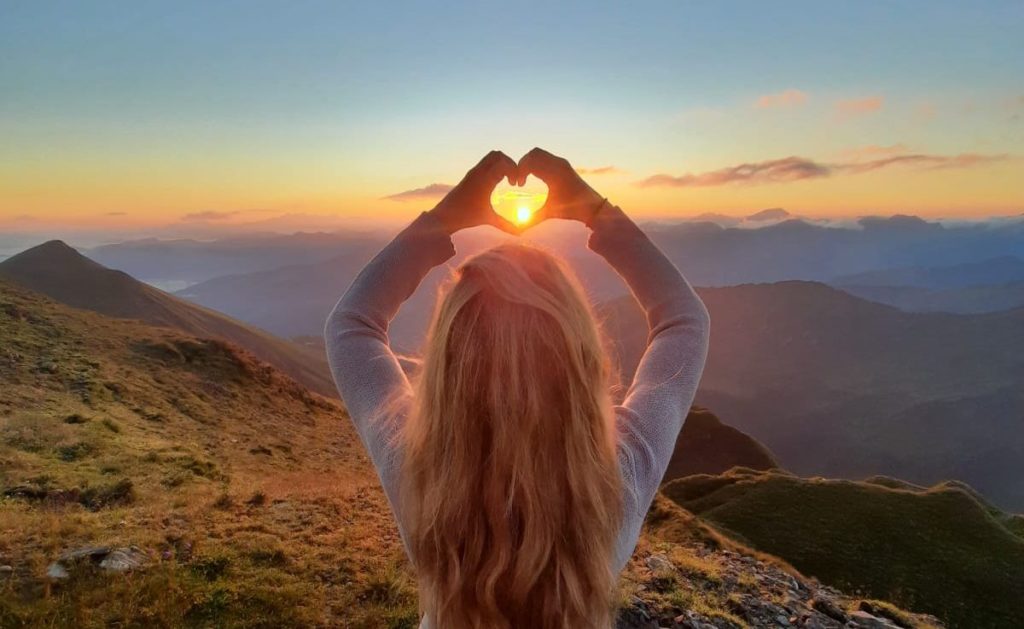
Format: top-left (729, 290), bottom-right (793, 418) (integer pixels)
top-left (429, 151), bottom-right (519, 235)
top-left (516, 148), bottom-right (606, 227)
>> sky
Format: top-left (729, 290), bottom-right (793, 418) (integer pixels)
top-left (1, 0), bottom-right (1022, 233)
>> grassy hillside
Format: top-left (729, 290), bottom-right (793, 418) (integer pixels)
top-left (0, 278), bottom-right (417, 626)
top-left (663, 468), bottom-right (1024, 628)
top-left (0, 241), bottom-right (336, 397)
top-left (0, 280), bottom-right (937, 627)
top-left (663, 407), bottom-right (778, 482)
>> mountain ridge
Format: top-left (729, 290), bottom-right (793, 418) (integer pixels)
top-left (0, 240), bottom-right (337, 397)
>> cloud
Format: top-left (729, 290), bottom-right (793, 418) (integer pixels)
top-left (637, 152), bottom-right (1010, 188)
top-left (383, 183), bottom-right (453, 202)
top-left (835, 96), bottom-right (884, 119)
top-left (637, 157), bottom-right (831, 188)
top-left (182, 210), bottom-right (240, 221)
top-left (575, 166), bottom-right (624, 175)
top-left (105, 211), bottom-right (127, 216)
top-left (840, 144), bottom-right (910, 161)
top-left (755, 89), bottom-right (808, 109)
top-left (837, 152), bottom-right (1010, 174)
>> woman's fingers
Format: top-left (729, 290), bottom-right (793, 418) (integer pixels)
top-left (486, 151), bottom-right (518, 186)
top-left (516, 147), bottom-right (564, 186)
top-left (488, 211), bottom-right (520, 235)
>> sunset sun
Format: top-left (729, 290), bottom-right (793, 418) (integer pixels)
top-left (516, 205), bottom-right (533, 224)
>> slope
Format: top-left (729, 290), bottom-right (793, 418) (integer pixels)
top-left (663, 468), bottom-right (1024, 628)
top-left (663, 407), bottom-right (779, 482)
top-left (0, 241), bottom-right (336, 397)
top-left (0, 280), bottom-right (936, 628)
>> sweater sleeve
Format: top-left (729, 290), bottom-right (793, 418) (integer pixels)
top-left (588, 203), bottom-right (711, 520)
top-left (324, 211), bottom-right (455, 508)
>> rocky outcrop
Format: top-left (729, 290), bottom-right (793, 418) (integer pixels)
top-left (618, 545), bottom-right (941, 629)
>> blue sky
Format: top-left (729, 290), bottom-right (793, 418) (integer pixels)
top-left (1, 1), bottom-right (1022, 228)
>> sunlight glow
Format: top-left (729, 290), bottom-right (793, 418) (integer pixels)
top-left (516, 206), bottom-right (533, 224)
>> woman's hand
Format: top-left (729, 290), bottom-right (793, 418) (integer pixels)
top-left (516, 147), bottom-right (606, 226)
top-left (429, 150), bottom-right (519, 235)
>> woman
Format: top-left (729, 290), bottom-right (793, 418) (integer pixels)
top-left (325, 148), bottom-right (710, 628)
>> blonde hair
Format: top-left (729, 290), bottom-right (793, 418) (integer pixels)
top-left (398, 243), bottom-right (623, 628)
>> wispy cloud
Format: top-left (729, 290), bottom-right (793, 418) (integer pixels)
top-left (575, 165), bottom-right (624, 176)
top-left (839, 144), bottom-right (910, 161)
top-left (755, 89), bottom-right (808, 109)
top-left (837, 152), bottom-right (1010, 174)
top-left (835, 96), bottom-right (884, 119)
top-left (383, 183), bottom-right (453, 202)
top-left (637, 157), bottom-right (830, 188)
top-left (182, 210), bottom-right (240, 221)
top-left (637, 152), bottom-right (1010, 188)
top-left (105, 211), bottom-right (127, 216)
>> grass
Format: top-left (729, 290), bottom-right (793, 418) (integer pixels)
top-left (0, 280), bottom-right (395, 627)
top-left (663, 468), bottom-right (1024, 628)
top-left (0, 280), bottom-right (934, 628)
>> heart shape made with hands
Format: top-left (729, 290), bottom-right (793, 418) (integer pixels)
top-left (490, 176), bottom-right (548, 227)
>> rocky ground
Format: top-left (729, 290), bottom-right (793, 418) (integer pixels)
top-left (618, 542), bottom-right (943, 629)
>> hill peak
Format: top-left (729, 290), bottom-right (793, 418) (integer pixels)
top-left (746, 207), bottom-right (792, 222)
top-left (0, 240), bottom-right (98, 269)
top-left (3, 238), bottom-right (83, 261)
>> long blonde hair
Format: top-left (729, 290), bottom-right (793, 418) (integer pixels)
top-left (399, 243), bottom-right (623, 628)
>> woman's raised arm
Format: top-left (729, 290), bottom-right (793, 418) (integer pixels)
top-left (324, 151), bottom-right (518, 506)
top-left (517, 148), bottom-right (710, 533)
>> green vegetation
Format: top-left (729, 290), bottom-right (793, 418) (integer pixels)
top-left (663, 468), bottom-right (1024, 628)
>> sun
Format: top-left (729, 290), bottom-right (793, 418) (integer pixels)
top-left (515, 206), bottom-right (533, 224)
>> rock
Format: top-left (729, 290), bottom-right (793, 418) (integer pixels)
top-left (46, 563), bottom-right (69, 580)
top-left (0, 565), bottom-right (13, 575)
top-left (847, 610), bottom-right (900, 629)
top-left (99, 547), bottom-right (148, 572)
top-left (645, 553), bottom-right (673, 573)
top-left (812, 597), bottom-right (848, 622)
top-left (3, 484), bottom-right (48, 500)
top-left (776, 614), bottom-right (792, 626)
top-left (46, 545), bottom-right (149, 580)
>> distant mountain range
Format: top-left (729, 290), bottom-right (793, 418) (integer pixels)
top-left (838, 282), bottom-right (1024, 314)
top-left (663, 468), bottom-right (1024, 628)
top-left (79, 214), bottom-right (1024, 292)
top-left (0, 241), bottom-right (337, 397)
top-left (833, 255), bottom-right (1024, 289)
top-left (832, 256), bottom-right (1024, 314)
top-left (600, 282), bottom-right (1024, 511)
top-left (87, 231), bottom-right (386, 285)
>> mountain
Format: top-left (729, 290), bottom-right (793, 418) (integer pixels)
top-left (87, 231), bottom-right (385, 285)
top-left (829, 257), bottom-right (1024, 314)
top-left (663, 468), bottom-right (1024, 628)
top-left (0, 280), bottom-right (936, 628)
top-left (838, 282), bottom-right (1024, 314)
top-left (0, 241), bottom-right (336, 397)
top-left (833, 256), bottom-right (1024, 289)
top-left (599, 282), bottom-right (1024, 511)
top-left (663, 407), bottom-right (779, 482)
top-left (746, 208), bottom-right (792, 222)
